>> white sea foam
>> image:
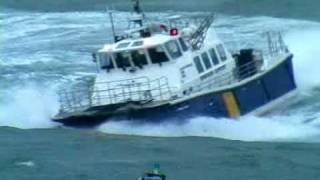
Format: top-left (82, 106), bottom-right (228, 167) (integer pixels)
top-left (0, 86), bottom-right (59, 129)
top-left (15, 161), bottom-right (35, 167)
top-left (284, 28), bottom-right (320, 91)
top-left (98, 115), bottom-right (320, 142)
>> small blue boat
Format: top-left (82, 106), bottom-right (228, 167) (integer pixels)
top-left (139, 164), bottom-right (166, 180)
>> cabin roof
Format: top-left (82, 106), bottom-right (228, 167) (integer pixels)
top-left (98, 34), bottom-right (175, 53)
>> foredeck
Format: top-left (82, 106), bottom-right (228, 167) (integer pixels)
top-left (58, 77), bottom-right (176, 113)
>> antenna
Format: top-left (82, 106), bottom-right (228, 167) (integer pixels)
top-left (132, 0), bottom-right (143, 14)
top-left (131, 0), bottom-right (145, 27)
top-left (107, 7), bottom-right (117, 43)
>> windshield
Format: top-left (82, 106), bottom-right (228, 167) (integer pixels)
top-left (179, 37), bottom-right (188, 51)
top-left (114, 52), bottom-right (131, 69)
top-left (131, 49), bottom-right (148, 68)
top-left (165, 40), bottom-right (182, 59)
top-left (148, 46), bottom-right (169, 64)
top-left (98, 52), bottom-right (114, 70)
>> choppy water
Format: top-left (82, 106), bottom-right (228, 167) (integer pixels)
top-left (2, 0), bottom-right (320, 21)
top-left (1, 1), bottom-right (320, 179)
top-left (1, 127), bottom-right (320, 180)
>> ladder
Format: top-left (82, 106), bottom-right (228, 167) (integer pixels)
top-left (190, 14), bottom-right (214, 50)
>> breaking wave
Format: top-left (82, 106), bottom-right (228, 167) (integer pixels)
top-left (285, 28), bottom-right (320, 90)
top-left (98, 115), bottom-right (320, 142)
top-left (0, 86), bottom-right (59, 129)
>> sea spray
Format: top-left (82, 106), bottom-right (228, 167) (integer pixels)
top-left (98, 115), bottom-right (320, 142)
top-left (284, 28), bottom-right (320, 91)
top-left (0, 85), bottom-right (59, 129)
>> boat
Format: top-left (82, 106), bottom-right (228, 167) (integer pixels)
top-left (52, 0), bottom-right (297, 128)
top-left (138, 164), bottom-right (166, 180)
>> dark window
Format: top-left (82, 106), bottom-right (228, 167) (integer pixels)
top-left (217, 44), bottom-right (227, 61)
top-left (179, 38), bottom-right (188, 51)
top-left (180, 69), bottom-right (186, 78)
top-left (148, 46), bottom-right (169, 64)
top-left (209, 48), bottom-right (219, 65)
top-left (116, 42), bottom-right (131, 49)
top-left (98, 53), bottom-right (114, 70)
top-left (132, 41), bottom-right (143, 47)
top-left (131, 49), bottom-right (148, 68)
top-left (194, 56), bottom-right (204, 73)
top-left (201, 52), bottom-right (212, 70)
top-left (165, 40), bottom-right (182, 59)
top-left (114, 52), bottom-right (131, 69)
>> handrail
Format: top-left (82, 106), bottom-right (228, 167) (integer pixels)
top-left (190, 58), bottom-right (264, 94)
top-left (58, 76), bottom-right (175, 113)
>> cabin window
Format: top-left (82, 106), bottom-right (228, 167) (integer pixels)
top-left (179, 38), bottom-right (188, 51)
top-left (194, 56), bottom-right (204, 73)
top-left (165, 40), bottom-right (182, 59)
top-left (131, 49), bottom-right (148, 68)
top-left (148, 46), bottom-right (169, 64)
top-left (132, 41), bottom-right (143, 47)
top-left (114, 51), bottom-right (131, 69)
top-left (180, 69), bottom-right (186, 78)
top-left (201, 52), bottom-right (212, 70)
top-left (217, 44), bottom-right (227, 61)
top-left (116, 42), bottom-right (131, 49)
top-left (98, 53), bottom-right (114, 70)
top-left (209, 48), bottom-right (219, 65)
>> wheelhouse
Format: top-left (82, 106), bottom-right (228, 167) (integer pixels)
top-left (94, 34), bottom-right (189, 73)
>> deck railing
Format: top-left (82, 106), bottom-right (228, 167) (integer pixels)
top-left (190, 59), bottom-right (263, 94)
top-left (192, 32), bottom-right (288, 93)
top-left (58, 77), bottom-right (175, 113)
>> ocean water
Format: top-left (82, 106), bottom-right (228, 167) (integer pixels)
top-left (1, 1), bottom-right (320, 179)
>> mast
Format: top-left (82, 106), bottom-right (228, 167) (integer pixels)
top-left (108, 10), bottom-right (117, 43)
top-left (132, 0), bottom-right (143, 14)
top-left (131, 0), bottom-right (144, 27)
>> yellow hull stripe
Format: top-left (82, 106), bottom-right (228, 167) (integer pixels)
top-left (222, 92), bottom-right (240, 118)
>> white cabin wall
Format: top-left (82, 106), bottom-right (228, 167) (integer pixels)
top-left (177, 41), bottom-right (237, 95)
